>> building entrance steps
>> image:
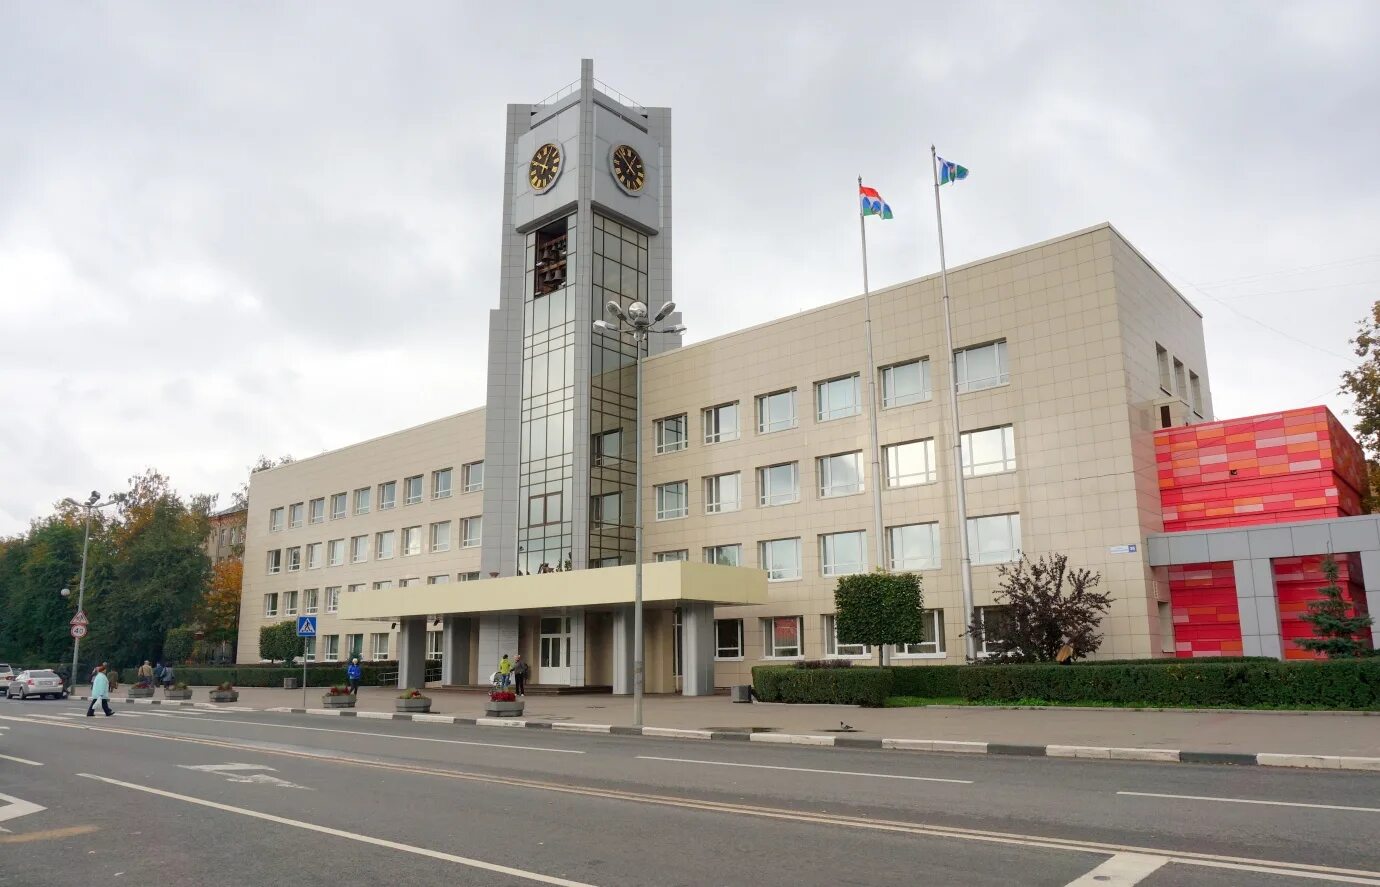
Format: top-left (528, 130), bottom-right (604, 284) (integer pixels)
top-left (443, 683), bottom-right (614, 696)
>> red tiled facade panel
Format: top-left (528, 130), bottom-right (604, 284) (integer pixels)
top-left (1273, 554), bottom-right (1371, 660)
top-left (1168, 562), bottom-right (1243, 658)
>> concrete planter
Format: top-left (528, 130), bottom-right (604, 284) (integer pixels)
top-left (395, 697), bottom-right (432, 713)
top-left (209, 690), bottom-right (240, 703)
top-left (485, 700), bottom-right (525, 717)
top-left (126, 688), bottom-right (154, 699)
top-left (164, 689), bottom-right (192, 701)
top-left (321, 694), bottom-right (357, 709)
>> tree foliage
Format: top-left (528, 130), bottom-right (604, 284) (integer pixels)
top-left (1341, 303), bottom-right (1380, 511)
top-left (258, 620), bottom-right (304, 664)
top-left (834, 571), bottom-right (925, 665)
top-left (163, 627), bottom-right (196, 664)
top-left (1296, 555), bottom-right (1374, 658)
top-left (971, 553), bottom-right (1111, 663)
top-left (200, 558), bottom-right (244, 646)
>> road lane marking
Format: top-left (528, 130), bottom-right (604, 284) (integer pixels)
top-left (77, 773), bottom-right (598, 887)
top-left (180, 763), bottom-right (277, 773)
top-left (636, 755), bottom-right (973, 785)
top-left (0, 793), bottom-right (45, 826)
top-left (0, 753), bottom-right (44, 766)
top-left (1119, 791), bottom-right (1380, 815)
top-left (1065, 853), bottom-right (1169, 885)
top-left (178, 763), bottom-right (308, 789)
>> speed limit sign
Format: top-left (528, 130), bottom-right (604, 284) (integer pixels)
top-left (70, 624), bottom-right (88, 639)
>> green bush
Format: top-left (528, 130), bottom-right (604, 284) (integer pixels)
top-left (752, 666), bottom-right (893, 707)
top-left (888, 665), bottom-right (963, 698)
top-left (1068, 656), bottom-right (1275, 667)
top-left (129, 660), bottom-right (441, 689)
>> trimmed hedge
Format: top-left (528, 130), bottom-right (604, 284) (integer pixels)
top-left (752, 666), bottom-right (894, 707)
top-left (117, 661), bottom-right (441, 689)
top-left (889, 665), bottom-right (962, 699)
top-left (1068, 656), bottom-right (1275, 667)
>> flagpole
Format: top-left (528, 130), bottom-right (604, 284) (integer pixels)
top-left (931, 146), bottom-right (977, 662)
top-left (858, 176), bottom-right (888, 667)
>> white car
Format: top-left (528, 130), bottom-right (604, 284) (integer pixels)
top-left (5, 670), bottom-right (65, 700)
top-left (0, 664), bottom-right (16, 690)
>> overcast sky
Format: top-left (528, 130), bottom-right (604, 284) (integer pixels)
top-left (2, 2), bottom-right (1377, 535)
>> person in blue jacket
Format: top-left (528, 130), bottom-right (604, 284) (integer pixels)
top-left (87, 664), bottom-right (114, 717)
top-left (346, 658), bottom-right (362, 695)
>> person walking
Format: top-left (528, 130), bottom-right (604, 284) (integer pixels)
top-left (497, 653), bottom-right (513, 689)
top-left (346, 658), bottom-right (362, 695)
top-left (160, 662), bottom-right (176, 690)
top-left (153, 661), bottom-right (166, 687)
top-left (513, 654), bottom-right (529, 697)
top-left (86, 664), bottom-right (114, 717)
top-left (137, 660), bottom-right (153, 684)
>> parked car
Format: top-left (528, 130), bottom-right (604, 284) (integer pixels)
top-left (5, 670), bottom-right (65, 700)
top-left (0, 664), bottom-right (16, 690)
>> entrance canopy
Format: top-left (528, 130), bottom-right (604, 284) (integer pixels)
top-left (337, 561), bottom-right (767, 622)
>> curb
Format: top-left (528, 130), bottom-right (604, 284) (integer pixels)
top-left (64, 695), bottom-right (1380, 772)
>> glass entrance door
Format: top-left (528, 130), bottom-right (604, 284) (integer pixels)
top-left (539, 615), bottom-right (572, 685)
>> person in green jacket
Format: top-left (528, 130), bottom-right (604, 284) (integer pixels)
top-left (86, 664), bottom-right (114, 717)
top-left (497, 653), bottom-right (513, 688)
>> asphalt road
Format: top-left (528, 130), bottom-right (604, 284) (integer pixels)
top-left (1, 698), bottom-right (1378, 886)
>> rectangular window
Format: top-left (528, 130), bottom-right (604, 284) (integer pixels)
top-left (885, 439), bottom-right (937, 487)
top-left (372, 580), bottom-right (394, 590)
top-left (263, 593), bottom-right (278, 617)
top-left (347, 583), bottom-right (365, 595)
top-left (350, 535), bottom-right (368, 563)
top-left (763, 615), bottom-right (803, 658)
top-left (815, 374), bottom-right (861, 421)
top-left (427, 574), bottom-right (451, 584)
top-left (327, 538), bottom-right (344, 567)
top-left (1189, 371), bottom-right (1203, 416)
top-left (756, 388), bottom-right (797, 433)
top-left (704, 544), bottom-right (742, 566)
top-left (323, 634), bottom-right (340, 661)
top-left (889, 522), bottom-right (941, 571)
top-left (976, 605), bottom-right (1012, 657)
top-left (1156, 344), bottom-right (1172, 393)
top-left (527, 492), bottom-right (562, 526)
top-left (462, 461), bottom-right (484, 493)
top-left (401, 526), bottom-right (422, 556)
top-left (303, 636), bottom-right (317, 662)
top-left (325, 587), bottom-right (340, 615)
top-left (702, 402), bottom-right (740, 444)
top-left (266, 549), bottom-right (282, 574)
top-left (458, 572), bottom-right (481, 582)
top-left (430, 521), bottom-right (451, 552)
top-left (269, 507), bottom-right (284, 532)
top-left (592, 429), bottom-right (622, 466)
top-left (955, 340), bottom-right (1009, 393)
top-left (967, 513), bottom-right (1021, 565)
top-left (427, 630), bottom-right (443, 663)
top-left (306, 542), bottom-right (322, 570)
top-left (655, 414), bottom-right (689, 454)
top-left (824, 614), bottom-right (871, 657)
top-left (346, 634), bottom-right (363, 659)
top-left (399, 577), bottom-right (420, 588)
top-left (757, 462), bottom-right (799, 507)
top-left (433, 468), bottom-right (453, 499)
top-left (818, 452), bottom-right (863, 498)
top-left (655, 481), bottom-right (688, 520)
top-left (894, 609), bottom-right (946, 656)
top-left (378, 481), bottom-right (397, 510)
top-left (961, 425), bottom-right (1017, 477)
top-left (655, 550), bottom-right (689, 562)
top-left (715, 619), bottom-right (744, 659)
top-left (283, 590), bottom-right (298, 617)
top-left (286, 547), bottom-right (301, 572)
top-left (759, 538), bottom-right (802, 581)
top-left (1158, 601), bottom-right (1176, 654)
top-left (1173, 358), bottom-right (1187, 400)
top-left (592, 492), bottom-right (622, 527)
top-left (309, 498), bottom-right (325, 525)
top-left (375, 530), bottom-right (396, 560)
top-left (882, 358), bottom-right (932, 408)
top-left (462, 517), bottom-right (483, 548)
top-left (353, 487), bottom-right (371, 515)
top-left (288, 502), bottom-right (304, 529)
top-left (704, 472), bottom-right (741, 514)
top-left (371, 633), bottom-right (389, 661)
top-left (820, 530), bottom-right (866, 577)
top-left (303, 588), bottom-right (319, 615)
top-left (404, 475), bottom-right (423, 506)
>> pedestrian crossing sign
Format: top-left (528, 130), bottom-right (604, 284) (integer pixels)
top-left (296, 616), bottom-right (317, 637)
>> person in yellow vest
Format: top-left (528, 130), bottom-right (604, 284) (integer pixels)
top-left (497, 653), bottom-right (513, 689)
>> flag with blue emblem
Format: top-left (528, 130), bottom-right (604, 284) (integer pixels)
top-left (858, 184), bottom-right (893, 219)
top-left (938, 157), bottom-right (969, 185)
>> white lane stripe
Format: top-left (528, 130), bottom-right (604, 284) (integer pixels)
top-left (636, 755), bottom-right (972, 785)
top-left (0, 753), bottom-right (44, 767)
top-left (77, 773), bottom-right (596, 887)
top-left (179, 763), bottom-right (275, 773)
top-left (1065, 853), bottom-right (1169, 886)
top-left (1119, 791), bottom-right (1380, 815)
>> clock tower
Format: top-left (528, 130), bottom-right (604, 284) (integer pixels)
top-left (481, 59), bottom-right (677, 580)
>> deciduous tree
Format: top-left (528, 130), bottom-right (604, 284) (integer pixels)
top-left (259, 620), bottom-right (304, 664)
top-left (834, 571), bottom-right (925, 666)
top-left (970, 553), bottom-right (1111, 662)
top-left (1341, 303), bottom-right (1380, 511)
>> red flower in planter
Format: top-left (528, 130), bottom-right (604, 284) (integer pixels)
top-left (489, 690), bottom-right (518, 702)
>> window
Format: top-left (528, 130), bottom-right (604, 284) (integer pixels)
top-left (1189, 371), bottom-right (1203, 416)
top-left (325, 587), bottom-right (340, 615)
top-left (704, 544), bottom-right (742, 566)
top-left (894, 609), bottom-right (945, 657)
top-left (882, 358), bottom-right (932, 408)
top-left (655, 414), bottom-right (688, 454)
top-left (400, 577), bottom-right (420, 588)
top-left (462, 517), bottom-right (482, 547)
top-left (655, 550), bottom-right (688, 562)
top-left (370, 633), bottom-right (389, 660)
top-left (885, 439), bottom-right (937, 487)
top-left (975, 606), bottom-right (1012, 657)
top-left (266, 549), bottom-right (282, 574)
top-left (757, 462), bottom-right (799, 507)
top-left (350, 535), bottom-right (368, 563)
top-left (306, 542), bottom-right (322, 570)
top-left (327, 538), bottom-right (344, 567)
top-left (401, 526), bottom-right (422, 556)
top-left (303, 636), bottom-right (317, 662)
top-left (961, 425), bottom-right (1017, 477)
top-left (427, 574), bottom-right (451, 584)
top-left (1156, 344), bottom-right (1172, 393)
top-left (303, 588), bottom-right (319, 615)
top-left (703, 472), bottom-right (741, 514)
top-left (655, 481), bottom-right (688, 520)
top-left (375, 530), bottom-right (396, 560)
top-left (703, 402), bottom-right (740, 444)
top-left (756, 388), bottom-right (797, 433)
top-left (759, 538), bottom-right (802, 581)
top-left (1158, 601), bottom-right (1176, 654)
top-left (889, 522), bottom-right (941, 571)
top-left (763, 616), bottom-right (803, 658)
top-left (592, 492), bottom-right (622, 527)
top-left (592, 429), bottom-right (622, 466)
top-left (346, 634), bottom-right (364, 659)
top-left (323, 634), bottom-right (340, 661)
top-left (286, 546), bottom-right (301, 572)
top-left (373, 580), bottom-right (394, 590)
top-left (269, 507), bottom-right (284, 532)
top-left (263, 593), bottom-right (278, 617)
top-left (283, 590), bottom-right (298, 616)
top-left (715, 619), bottom-right (744, 659)
top-left (458, 572), bottom-right (481, 582)
top-left (404, 475), bottom-right (423, 506)
top-left (378, 481), bottom-right (397, 510)
top-left (528, 492), bottom-right (562, 526)
top-left (462, 461), bottom-right (484, 493)
top-left (818, 452), bottom-right (863, 498)
top-left (955, 340), bottom-right (1009, 393)
top-left (353, 487), bottom-right (371, 515)
top-left (309, 498), bottom-right (325, 525)
top-left (595, 556), bottom-right (623, 568)
top-left (430, 521), bottom-right (451, 552)
top-left (820, 530), bottom-right (866, 576)
top-left (427, 631), bottom-right (443, 662)
top-left (288, 502), bottom-right (304, 529)
top-left (433, 468), bottom-right (453, 499)
top-left (330, 492), bottom-right (347, 520)
top-left (347, 583), bottom-right (365, 595)
top-left (815, 374), bottom-right (860, 421)
top-left (824, 614), bottom-right (871, 657)
top-left (1173, 358), bottom-right (1187, 400)
top-left (967, 513), bottom-right (1021, 565)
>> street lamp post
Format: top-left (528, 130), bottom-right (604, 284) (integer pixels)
top-left (62, 491), bottom-right (115, 688)
top-left (595, 300), bottom-right (685, 728)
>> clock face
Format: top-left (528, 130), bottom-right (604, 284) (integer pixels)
top-left (528, 143), bottom-right (562, 193)
top-left (611, 144), bottom-right (646, 193)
